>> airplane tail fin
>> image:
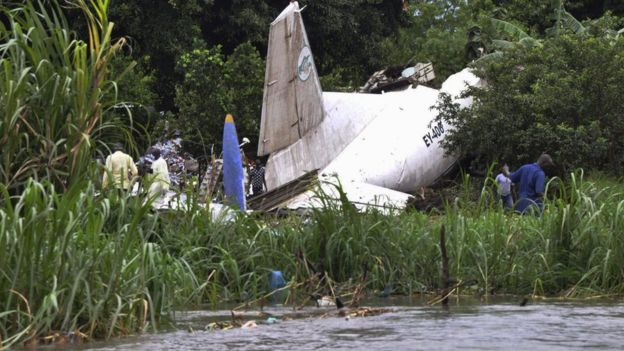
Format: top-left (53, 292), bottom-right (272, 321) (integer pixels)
top-left (257, 2), bottom-right (324, 156)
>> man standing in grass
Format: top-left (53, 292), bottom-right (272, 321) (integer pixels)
top-left (509, 154), bottom-right (554, 214)
top-left (102, 143), bottom-right (138, 191)
top-left (148, 148), bottom-right (170, 198)
top-left (496, 164), bottom-right (513, 209)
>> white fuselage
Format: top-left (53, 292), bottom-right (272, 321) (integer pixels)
top-left (264, 69), bottom-right (480, 194)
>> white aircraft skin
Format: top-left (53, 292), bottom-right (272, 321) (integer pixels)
top-left (259, 3), bottom-right (482, 208)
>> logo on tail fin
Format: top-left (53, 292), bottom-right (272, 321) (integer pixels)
top-left (297, 46), bottom-right (313, 81)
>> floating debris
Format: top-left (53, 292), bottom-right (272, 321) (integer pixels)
top-left (241, 320), bottom-right (258, 329)
top-left (322, 306), bottom-right (395, 320)
top-left (316, 296), bottom-right (335, 307)
top-left (25, 331), bottom-right (88, 347)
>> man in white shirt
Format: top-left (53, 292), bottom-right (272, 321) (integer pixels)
top-left (102, 143), bottom-right (138, 190)
top-left (496, 164), bottom-right (513, 209)
top-left (148, 148), bottom-right (170, 198)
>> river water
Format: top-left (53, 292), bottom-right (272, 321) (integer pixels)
top-left (44, 297), bottom-right (624, 350)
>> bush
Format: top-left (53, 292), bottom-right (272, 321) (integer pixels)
top-left (174, 42), bottom-right (263, 156)
top-left (435, 34), bottom-right (624, 175)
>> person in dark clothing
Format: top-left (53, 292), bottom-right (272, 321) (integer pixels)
top-left (249, 159), bottom-right (267, 196)
top-left (509, 154), bottom-right (554, 214)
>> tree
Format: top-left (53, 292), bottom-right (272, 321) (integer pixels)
top-left (105, 0), bottom-right (206, 111)
top-left (107, 54), bottom-right (159, 152)
top-left (380, 0), bottom-right (496, 86)
top-left (200, 0), bottom-right (276, 54)
top-left (435, 34), bottom-right (624, 175)
top-left (567, 0), bottom-right (624, 19)
top-left (174, 42), bottom-right (264, 157)
top-left (301, 0), bottom-right (407, 86)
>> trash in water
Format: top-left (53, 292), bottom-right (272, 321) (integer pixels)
top-left (269, 270), bottom-right (287, 303)
top-left (316, 296), bottom-right (335, 307)
top-left (241, 320), bottom-right (257, 329)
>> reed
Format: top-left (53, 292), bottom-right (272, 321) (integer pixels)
top-left (0, 176), bottom-right (200, 348)
top-left (0, 0), bottom-right (135, 193)
top-left (2, 168), bottom-right (623, 346)
top-left (156, 170), bottom-right (624, 303)
top-left (179, 173), bottom-right (624, 297)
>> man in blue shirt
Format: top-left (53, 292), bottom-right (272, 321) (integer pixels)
top-left (508, 154), bottom-right (554, 214)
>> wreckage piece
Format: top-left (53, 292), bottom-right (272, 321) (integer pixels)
top-left (258, 2), bottom-right (482, 211)
top-left (247, 171), bottom-right (411, 213)
top-left (361, 62), bottom-right (436, 94)
top-left (222, 114), bottom-right (246, 211)
top-left (258, 2), bottom-right (325, 156)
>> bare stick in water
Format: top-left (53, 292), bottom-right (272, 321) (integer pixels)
top-left (440, 225), bottom-right (450, 307)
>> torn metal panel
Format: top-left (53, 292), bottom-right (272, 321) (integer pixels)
top-left (249, 172), bottom-right (412, 213)
top-left (247, 169), bottom-right (319, 211)
top-left (151, 192), bottom-right (236, 222)
top-left (361, 62), bottom-right (436, 94)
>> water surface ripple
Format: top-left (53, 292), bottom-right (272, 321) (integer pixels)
top-left (60, 299), bottom-right (624, 350)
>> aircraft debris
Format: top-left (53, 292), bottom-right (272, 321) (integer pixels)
top-left (360, 62), bottom-right (436, 93)
top-left (257, 2), bottom-right (483, 212)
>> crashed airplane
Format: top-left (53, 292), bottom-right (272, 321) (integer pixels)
top-left (254, 2), bottom-right (483, 211)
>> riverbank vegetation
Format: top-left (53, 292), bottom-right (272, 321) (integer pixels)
top-left (2, 170), bottom-right (624, 346)
top-left (2, 0), bottom-right (624, 348)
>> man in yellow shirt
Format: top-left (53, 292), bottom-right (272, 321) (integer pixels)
top-left (148, 148), bottom-right (170, 198)
top-left (102, 143), bottom-right (138, 190)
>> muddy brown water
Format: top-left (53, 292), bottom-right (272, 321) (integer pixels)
top-left (37, 297), bottom-right (624, 350)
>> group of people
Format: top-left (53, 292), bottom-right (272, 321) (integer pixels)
top-left (495, 153), bottom-right (555, 214)
top-left (104, 142), bottom-right (552, 212)
top-left (101, 143), bottom-right (170, 199)
top-left (103, 142), bottom-right (269, 201)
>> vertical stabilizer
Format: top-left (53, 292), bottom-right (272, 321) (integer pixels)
top-left (258, 2), bottom-right (324, 156)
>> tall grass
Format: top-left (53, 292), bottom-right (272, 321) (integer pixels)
top-left (2, 168), bottom-right (622, 346)
top-left (154, 171), bottom-right (624, 305)
top-left (0, 0), bottom-right (134, 193)
top-left (0, 176), bottom-right (199, 348)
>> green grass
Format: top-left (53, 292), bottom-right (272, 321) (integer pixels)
top-left (0, 178), bottom-right (200, 347)
top-left (158, 169), bottom-right (624, 302)
top-left (2, 169), bottom-right (624, 347)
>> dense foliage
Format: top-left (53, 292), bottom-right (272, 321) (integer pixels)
top-left (174, 42), bottom-right (264, 156)
top-left (436, 28), bottom-right (624, 175)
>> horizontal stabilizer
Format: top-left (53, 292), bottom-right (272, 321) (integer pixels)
top-left (252, 172), bottom-right (412, 213)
